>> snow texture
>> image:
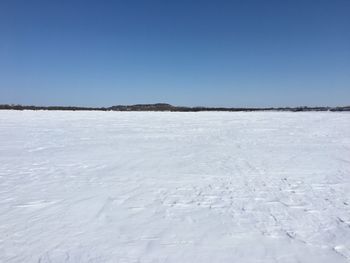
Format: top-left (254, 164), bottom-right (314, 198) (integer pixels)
top-left (0, 111), bottom-right (350, 262)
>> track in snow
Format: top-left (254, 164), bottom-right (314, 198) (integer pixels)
top-left (0, 111), bottom-right (350, 262)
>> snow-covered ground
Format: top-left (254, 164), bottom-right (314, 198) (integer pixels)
top-left (0, 111), bottom-right (350, 263)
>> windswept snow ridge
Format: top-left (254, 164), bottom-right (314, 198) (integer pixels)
top-left (0, 111), bottom-right (350, 262)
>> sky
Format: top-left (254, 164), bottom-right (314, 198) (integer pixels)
top-left (0, 0), bottom-right (349, 107)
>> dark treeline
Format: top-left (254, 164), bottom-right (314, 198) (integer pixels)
top-left (1, 103), bottom-right (350, 112)
top-left (0, 104), bottom-right (109, 111)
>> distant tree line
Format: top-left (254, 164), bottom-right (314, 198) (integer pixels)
top-left (0, 104), bottom-right (109, 111)
top-left (0, 103), bottom-right (349, 112)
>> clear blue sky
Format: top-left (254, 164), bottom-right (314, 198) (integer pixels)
top-left (1, 0), bottom-right (349, 107)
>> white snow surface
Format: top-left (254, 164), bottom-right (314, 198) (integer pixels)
top-left (0, 111), bottom-right (350, 263)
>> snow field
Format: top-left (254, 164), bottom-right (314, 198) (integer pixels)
top-left (0, 111), bottom-right (349, 262)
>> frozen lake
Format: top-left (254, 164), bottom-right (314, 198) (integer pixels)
top-left (0, 111), bottom-right (349, 262)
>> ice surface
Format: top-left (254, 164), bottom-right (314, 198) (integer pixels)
top-left (0, 111), bottom-right (350, 262)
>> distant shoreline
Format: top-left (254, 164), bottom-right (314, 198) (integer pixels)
top-left (0, 103), bottom-right (349, 112)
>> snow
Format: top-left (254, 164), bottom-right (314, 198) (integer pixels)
top-left (0, 110), bottom-right (350, 263)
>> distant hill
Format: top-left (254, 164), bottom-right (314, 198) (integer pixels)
top-left (0, 104), bottom-right (349, 112)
